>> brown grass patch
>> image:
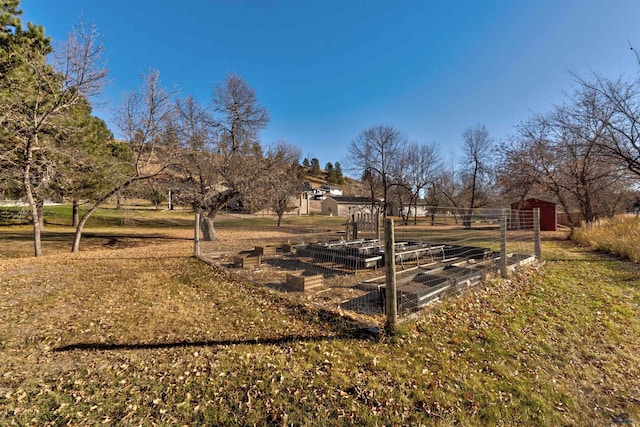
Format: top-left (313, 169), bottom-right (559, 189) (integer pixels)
top-left (0, 216), bottom-right (638, 425)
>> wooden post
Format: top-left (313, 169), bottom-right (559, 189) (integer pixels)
top-left (345, 215), bottom-right (351, 241)
top-left (194, 212), bottom-right (201, 257)
top-left (353, 217), bottom-right (358, 240)
top-left (385, 218), bottom-right (397, 332)
top-left (533, 207), bottom-right (541, 260)
top-left (500, 212), bottom-right (507, 278)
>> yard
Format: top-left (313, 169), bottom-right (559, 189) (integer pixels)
top-left (0, 207), bottom-right (638, 425)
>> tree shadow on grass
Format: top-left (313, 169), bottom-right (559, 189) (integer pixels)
top-left (53, 306), bottom-right (383, 353)
top-left (53, 330), bottom-right (380, 353)
top-left (0, 231), bottom-right (191, 242)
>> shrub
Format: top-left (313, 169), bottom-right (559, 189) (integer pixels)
top-left (572, 214), bottom-right (640, 262)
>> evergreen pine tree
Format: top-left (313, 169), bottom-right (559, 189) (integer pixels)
top-left (325, 162), bottom-right (336, 183)
top-left (334, 161), bottom-right (345, 184)
top-left (310, 158), bottom-right (321, 175)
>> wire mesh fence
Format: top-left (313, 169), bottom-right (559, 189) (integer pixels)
top-left (195, 207), bottom-right (540, 326)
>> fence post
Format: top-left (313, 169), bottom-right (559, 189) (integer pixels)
top-left (500, 211), bottom-right (507, 278)
top-left (194, 212), bottom-right (201, 257)
top-left (345, 216), bottom-right (350, 241)
top-left (385, 218), bottom-right (397, 332)
top-left (533, 207), bottom-right (542, 260)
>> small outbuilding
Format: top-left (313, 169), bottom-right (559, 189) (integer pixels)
top-left (320, 185), bottom-right (343, 197)
top-left (321, 196), bottom-right (373, 216)
top-left (510, 198), bottom-right (557, 231)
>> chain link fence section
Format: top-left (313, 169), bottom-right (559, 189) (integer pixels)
top-left (194, 208), bottom-right (540, 327)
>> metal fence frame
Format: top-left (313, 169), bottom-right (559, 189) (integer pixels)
top-left (194, 207), bottom-right (541, 329)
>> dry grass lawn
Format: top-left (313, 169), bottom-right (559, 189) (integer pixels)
top-left (0, 213), bottom-right (639, 425)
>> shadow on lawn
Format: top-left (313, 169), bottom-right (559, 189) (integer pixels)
top-left (54, 306), bottom-right (383, 353)
top-left (53, 329), bottom-right (381, 353)
top-left (0, 232), bottom-right (191, 241)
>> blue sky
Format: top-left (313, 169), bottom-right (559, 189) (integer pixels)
top-left (21, 0), bottom-right (640, 168)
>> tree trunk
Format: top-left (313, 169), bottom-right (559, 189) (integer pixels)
top-left (200, 210), bottom-right (217, 241)
top-left (277, 212), bottom-right (284, 227)
top-left (73, 197), bottom-right (110, 252)
top-left (27, 200), bottom-right (42, 257)
top-left (72, 199), bottom-right (79, 227)
top-left (463, 208), bottom-right (473, 229)
top-left (23, 136), bottom-right (42, 257)
top-left (72, 177), bottom-right (139, 252)
top-left (36, 199), bottom-right (45, 231)
top-left (72, 212), bottom-right (90, 253)
top-left (409, 194), bottom-right (419, 225)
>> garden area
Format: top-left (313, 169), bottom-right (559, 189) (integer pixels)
top-left (0, 206), bottom-right (638, 425)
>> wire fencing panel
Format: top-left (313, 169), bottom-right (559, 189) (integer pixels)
top-left (370, 208), bottom-right (538, 320)
top-left (194, 208), bottom-right (539, 326)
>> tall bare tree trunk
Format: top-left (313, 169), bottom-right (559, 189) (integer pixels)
top-left (36, 199), bottom-right (45, 231)
top-left (26, 193), bottom-right (42, 257)
top-left (72, 210), bottom-right (92, 253)
top-left (200, 210), bottom-right (217, 241)
top-left (72, 178), bottom-right (138, 252)
top-left (72, 199), bottom-right (79, 227)
top-left (23, 137), bottom-right (42, 257)
top-left (463, 208), bottom-right (473, 229)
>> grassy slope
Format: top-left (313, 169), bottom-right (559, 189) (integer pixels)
top-left (0, 213), bottom-right (638, 425)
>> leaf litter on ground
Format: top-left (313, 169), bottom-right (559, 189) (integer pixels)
top-left (0, 226), bottom-right (638, 426)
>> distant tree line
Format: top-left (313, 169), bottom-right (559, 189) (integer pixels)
top-left (347, 124), bottom-right (489, 227)
top-left (301, 157), bottom-right (346, 184)
top-left (3, 0), bottom-right (639, 256)
top-left (349, 77), bottom-right (640, 229)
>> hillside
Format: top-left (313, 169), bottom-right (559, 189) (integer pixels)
top-left (302, 168), bottom-right (364, 196)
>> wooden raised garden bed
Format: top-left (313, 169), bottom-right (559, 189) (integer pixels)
top-left (234, 255), bottom-right (261, 268)
top-left (285, 273), bottom-right (324, 292)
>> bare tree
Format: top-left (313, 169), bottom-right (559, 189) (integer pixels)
top-left (581, 75), bottom-right (640, 178)
top-left (552, 84), bottom-right (627, 223)
top-left (264, 141), bottom-right (304, 226)
top-left (436, 126), bottom-right (495, 228)
top-left (360, 167), bottom-right (383, 213)
top-left (214, 73), bottom-right (270, 155)
top-left (71, 69), bottom-right (178, 252)
top-left (170, 95), bottom-right (216, 208)
top-left (499, 115), bottom-right (582, 231)
top-left (348, 125), bottom-right (408, 217)
top-left (0, 13), bottom-right (108, 256)
top-left (394, 142), bottom-right (441, 224)
top-left (498, 94), bottom-right (634, 233)
top-left (197, 74), bottom-right (270, 240)
top-left (436, 155), bottom-right (465, 224)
